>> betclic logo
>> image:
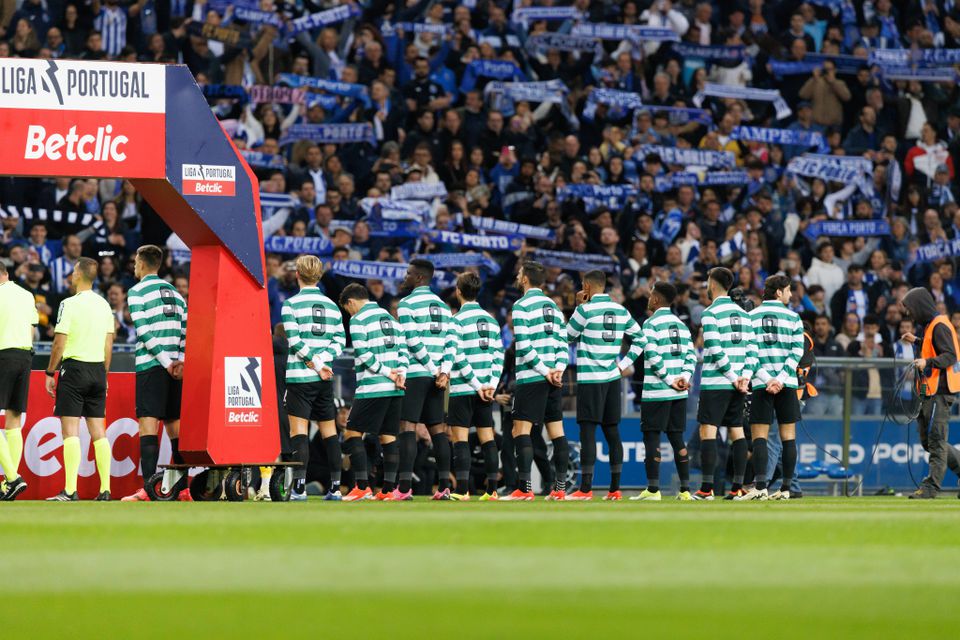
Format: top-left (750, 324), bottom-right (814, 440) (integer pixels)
top-left (182, 164), bottom-right (236, 197)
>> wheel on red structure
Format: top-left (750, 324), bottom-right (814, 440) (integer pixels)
top-left (224, 469), bottom-right (245, 502)
top-left (269, 467), bottom-right (292, 502)
top-left (189, 470), bottom-right (222, 501)
top-left (144, 472), bottom-right (179, 502)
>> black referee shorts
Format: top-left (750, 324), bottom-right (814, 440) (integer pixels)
top-left (55, 360), bottom-right (107, 419)
top-left (641, 399), bottom-right (687, 433)
top-left (284, 380), bottom-right (336, 422)
top-left (749, 388), bottom-right (801, 426)
top-left (135, 366), bottom-right (182, 421)
top-left (446, 394), bottom-right (495, 429)
top-left (400, 376), bottom-right (446, 425)
top-left (697, 389), bottom-right (746, 428)
top-left (576, 380), bottom-right (621, 426)
top-left (513, 381), bottom-right (563, 424)
top-left (348, 396), bottom-right (402, 436)
top-left (0, 348), bottom-right (32, 413)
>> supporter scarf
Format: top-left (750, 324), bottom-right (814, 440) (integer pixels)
top-left (385, 22), bottom-right (451, 36)
top-left (586, 89), bottom-right (644, 110)
top-left (170, 249), bottom-right (192, 265)
top-left (651, 208), bottom-right (683, 245)
top-left (787, 154), bottom-right (874, 196)
top-left (769, 60), bottom-right (820, 77)
top-left (460, 60), bottom-right (527, 92)
top-left (558, 184), bottom-right (638, 212)
top-left (637, 106), bottom-right (713, 125)
top-left (202, 84), bottom-right (248, 103)
top-left (731, 126), bottom-right (829, 153)
top-left (511, 7), bottom-right (583, 25)
top-left (328, 260), bottom-right (424, 281)
top-left (209, 0), bottom-right (257, 12)
top-left (532, 249), bottom-right (618, 273)
top-left (263, 235), bottom-right (333, 255)
top-left (240, 150), bottom-right (285, 170)
top-left (869, 48), bottom-right (960, 65)
top-left (249, 85), bottom-right (306, 105)
top-left (804, 0), bottom-right (843, 13)
top-left (484, 80), bottom-right (567, 104)
top-left (427, 230), bottom-right (523, 251)
top-left (637, 145), bottom-right (736, 169)
top-left (390, 182), bottom-right (448, 201)
top-left (413, 252), bottom-right (501, 274)
top-left (469, 216), bottom-right (556, 241)
top-left (360, 197), bottom-right (430, 220)
top-left (367, 220), bottom-right (424, 238)
top-left (694, 83), bottom-right (791, 120)
top-left (279, 123), bottom-right (375, 146)
top-left (259, 193), bottom-right (297, 210)
top-left (671, 42), bottom-right (746, 61)
top-left (524, 33), bottom-right (603, 57)
top-left (232, 6), bottom-right (284, 29)
top-left (879, 66), bottom-right (959, 83)
top-left (287, 4), bottom-right (361, 36)
top-left (277, 73), bottom-right (371, 106)
top-left (186, 21), bottom-right (251, 48)
top-left (913, 237), bottom-right (960, 263)
top-left (654, 170), bottom-right (750, 191)
top-left (804, 53), bottom-right (863, 74)
top-left (0, 204), bottom-right (99, 228)
top-left (804, 220), bottom-right (891, 241)
top-left (571, 23), bottom-right (679, 43)
top-left (303, 93), bottom-right (341, 110)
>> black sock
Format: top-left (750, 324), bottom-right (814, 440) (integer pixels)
top-left (381, 440), bottom-right (399, 493)
top-left (347, 437), bottom-right (367, 490)
top-left (431, 431), bottom-right (452, 491)
top-left (515, 434), bottom-right (533, 493)
top-left (602, 424), bottom-right (623, 493)
top-left (643, 430), bottom-right (661, 493)
top-left (397, 431), bottom-right (416, 493)
top-left (781, 439), bottom-right (797, 492)
top-left (551, 436), bottom-right (568, 492)
top-left (169, 437), bottom-right (184, 465)
top-left (730, 438), bottom-right (747, 491)
top-left (700, 438), bottom-right (717, 493)
top-left (140, 435), bottom-right (159, 487)
top-left (578, 423), bottom-right (597, 493)
top-left (675, 450), bottom-right (690, 492)
top-left (481, 440), bottom-right (499, 494)
top-left (323, 435), bottom-right (342, 491)
top-left (291, 434), bottom-right (309, 493)
top-left (453, 441), bottom-right (471, 494)
top-left (752, 438), bottom-right (768, 490)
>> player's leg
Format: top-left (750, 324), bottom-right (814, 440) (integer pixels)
top-left (397, 378), bottom-right (430, 497)
top-left (697, 424), bottom-right (718, 498)
top-left (377, 397), bottom-right (402, 498)
top-left (738, 388), bottom-right (772, 500)
top-left (725, 427), bottom-right (748, 499)
top-left (423, 383), bottom-right (452, 499)
top-left (316, 420), bottom-right (342, 498)
top-left (86, 416), bottom-right (112, 500)
top-left (633, 400), bottom-right (664, 500)
top-left (449, 425), bottom-right (471, 499)
top-left (544, 385), bottom-right (568, 499)
top-left (573, 422), bottom-right (597, 498)
top-left (505, 381), bottom-right (546, 500)
top-left (119, 416), bottom-right (160, 501)
top-left (773, 422), bottom-right (797, 499)
top-left (601, 423), bottom-right (624, 499)
top-left (343, 399), bottom-right (382, 501)
top-left (476, 426), bottom-right (499, 499)
top-left (668, 400), bottom-right (691, 500)
top-left (126, 368), bottom-right (164, 501)
top-left (288, 414), bottom-right (311, 500)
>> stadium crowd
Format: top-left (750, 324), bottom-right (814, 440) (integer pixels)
top-left (3, 0), bottom-right (960, 418)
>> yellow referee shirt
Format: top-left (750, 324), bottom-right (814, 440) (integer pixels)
top-left (55, 290), bottom-right (115, 363)
top-left (0, 280), bottom-right (39, 350)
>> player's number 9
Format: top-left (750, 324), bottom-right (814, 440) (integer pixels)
top-left (762, 316), bottom-right (777, 345)
top-left (311, 304), bottom-right (325, 337)
top-left (543, 307), bottom-right (554, 334)
top-left (602, 311), bottom-right (616, 343)
top-left (730, 316), bottom-right (742, 344)
top-left (160, 288), bottom-right (177, 318)
top-left (429, 303), bottom-right (443, 335)
top-left (477, 319), bottom-right (490, 350)
top-left (380, 318), bottom-right (396, 348)
top-left (669, 327), bottom-right (681, 356)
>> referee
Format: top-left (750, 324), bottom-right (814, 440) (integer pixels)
top-left (45, 258), bottom-right (116, 502)
top-left (0, 262), bottom-right (38, 500)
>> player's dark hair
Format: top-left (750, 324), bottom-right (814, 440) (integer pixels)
top-left (707, 266), bottom-right (734, 293)
top-left (521, 260), bottom-right (546, 287)
top-left (583, 270), bottom-right (606, 289)
top-left (0, 262), bottom-right (7, 276)
top-left (409, 258), bottom-right (435, 281)
top-left (763, 274), bottom-right (793, 300)
top-left (136, 245), bottom-right (164, 270)
top-left (339, 283), bottom-right (369, 306)
top-left (456, 272), bottom-right (481, 301)
top-left (75, 257), bottom-right (99, 283)
top-left (653, 281), bottom-right (677, 304)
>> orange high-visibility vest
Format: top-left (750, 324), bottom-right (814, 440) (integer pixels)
top-left (919, 316), bottom-right (960, 396)
top-left (797, 331), bottom-right (818, 400)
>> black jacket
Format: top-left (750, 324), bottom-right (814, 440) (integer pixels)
top-left (902, 287), bottom-right (958, 395)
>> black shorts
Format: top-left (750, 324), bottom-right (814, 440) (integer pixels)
top-left (55, 360), bottom-right (107, 419)
top-left (0, 349), bottom-right (32, 413)
top-left (447, 394), bottom-right (495, 429)
top-left (348, 395), bottom-right (402, 436)
top-left (749, 388), bottom-right (801, 425)
top-left (513, 381), bottom-right (563, 424)
top-left (641, 399), bottom-right (686, 432)
top-left (284, 380), bottom-right (335, 422)
top-left (697, 389), bottom-right (746, 428)
top-left (400, 376), bottom-right (446, 425)
top-left (577, 380), bottom-right (621, 426)
top-left (135, 366), bottom-right (183, 421)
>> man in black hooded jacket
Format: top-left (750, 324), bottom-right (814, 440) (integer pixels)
top-left (899, 287), bottom-right (960, 499)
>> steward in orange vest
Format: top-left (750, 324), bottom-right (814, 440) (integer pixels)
top-left (899, 287), bottom-right (960, 499)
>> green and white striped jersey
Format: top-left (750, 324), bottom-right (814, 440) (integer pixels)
top-left (127, 274), bottom-right (186, 373)
top-left (397, 286), bottom-right (455, 379)
top-left (745, 300), bottom-right (804, 389)
top-left (512, 288), bottom-right (568, 385)
top-left (565, 293), bottom-right (644, 384)
top-left (636, 307), bottom-right (696, 401)
top-left (281, 287), bottom-right (345, 384)
top-left (449, 302), bottom-right (504, 397)
top-left (349, 301), bottom-right (408, 398)
top-left (699, 295), bottom-right (754, 390)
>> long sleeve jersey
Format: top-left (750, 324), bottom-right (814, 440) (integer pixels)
top-left (449, 301), bottom-right (505, 397)
top-left (565, 293), bottom-right (644, 384)
top-left (745, 300), bottom-right (804, 389)
top-left (512, 287), bottom-right (568, 385)
top-left (281, 287), bottom-right (346, 384)
top-left (636, 307), bottom-right (696, 401)
top-left (349, 301), bottom-right (408, 398)
top-left (699, 295), bottom-right (754, 391)
top-left (127, 274), bottom-right (187, 372)
top-left (397, 285), bottom-right (455, 379)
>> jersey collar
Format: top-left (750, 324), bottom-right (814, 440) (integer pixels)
top-left (651, 306), bottom-right (672, 317)
top-left (523, 287), bottom-right (543, 297)
top-left (591, 293), bottom-right (611, 302)
top-left (141, 274), bottom-right (160, 282)
top-left (762, 300), bottom-right (785, 308)
top-left (413, 285), bottom-right (432, 294)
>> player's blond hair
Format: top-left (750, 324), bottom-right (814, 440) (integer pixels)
top-left (296, 255), bottom-right (323, 284)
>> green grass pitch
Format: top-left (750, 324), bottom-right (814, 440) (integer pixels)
top-left (3, 498), bottom-right (959, 639)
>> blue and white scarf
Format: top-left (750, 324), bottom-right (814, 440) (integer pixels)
top-left (367, 220), bottom-right (424, 238)
top-left (241, 150), bottom-right (285, 170)
top-left (524, 32), bottom-right (603, 57)
top-left (913, 237), bottom-right (960, 264)
top-left (260, 192), bottom-right (297, 211)
top-left (428, 230), bottom-right (523, 251)
top-left (532, 249), bottom-right (618, 273)
top-left (586, 88), bottom-right (644, 110)
top-left (558, 184), bottom-right (638, 212)
top-left (263, 235), bottom-right (333, 256)
top-left (202, 84), bottom-right (248, 103)
top-left (804, 219), bottom-right (890, 241)
top-left (484, 80), bottom-right (567, 104)
top-left (731, 126), bottom-right (829, 153)
top-left (571, 23), bottom-right (679, 43)
top-left (327, 260), bottom-right (426, 281)
top-left (384, 22), bottom-right (451, 36)
top-left (637, 106), bottom-right (713, 126)
top-left (248, 85), bottom-right (305, 105)
top-left (360, 197), bottom-right (430, 220)
top-left (671, 42), bottom-right (746, 61)
top-left (869, 48), bottom-right (960, 66)
top-left (277, 73), bottom-right (370, 106)
top-left (804, 53), bottom-right (863, 74)
top-left (413, 252), bottom-right (501, 274)
top-left (469, 216), bottom-right (556, 241)
top-left (232, 6), bottom-right (284, 29)
top-left (279, 123), bottom-right (375, 146)
top-left (390, 182), bottom-right (448, 201)
top-left (694, 83), bottom-right (792, 120)
top-left (287, 4), bottom-right (361, 36)
top-left (787, 154), bottom-right (871, 185)
top-left (637, 145), bottom-right (736, 169)
top-left (511, 6), bottom-right (582, 25)
top-left (460, 60), bottom-right (527, 92)
top-left (651, 207), bottom-right (683, 245)
top-left (879, 66), bottom-right (959, 83)
top-left (654, 170), bottom-right (750, 192)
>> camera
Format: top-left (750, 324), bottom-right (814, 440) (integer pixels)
top-left (729, 287), bottom-right (754, 312)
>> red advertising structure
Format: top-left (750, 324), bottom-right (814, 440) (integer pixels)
top-left (0, 59), bottom-right (279, 469)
